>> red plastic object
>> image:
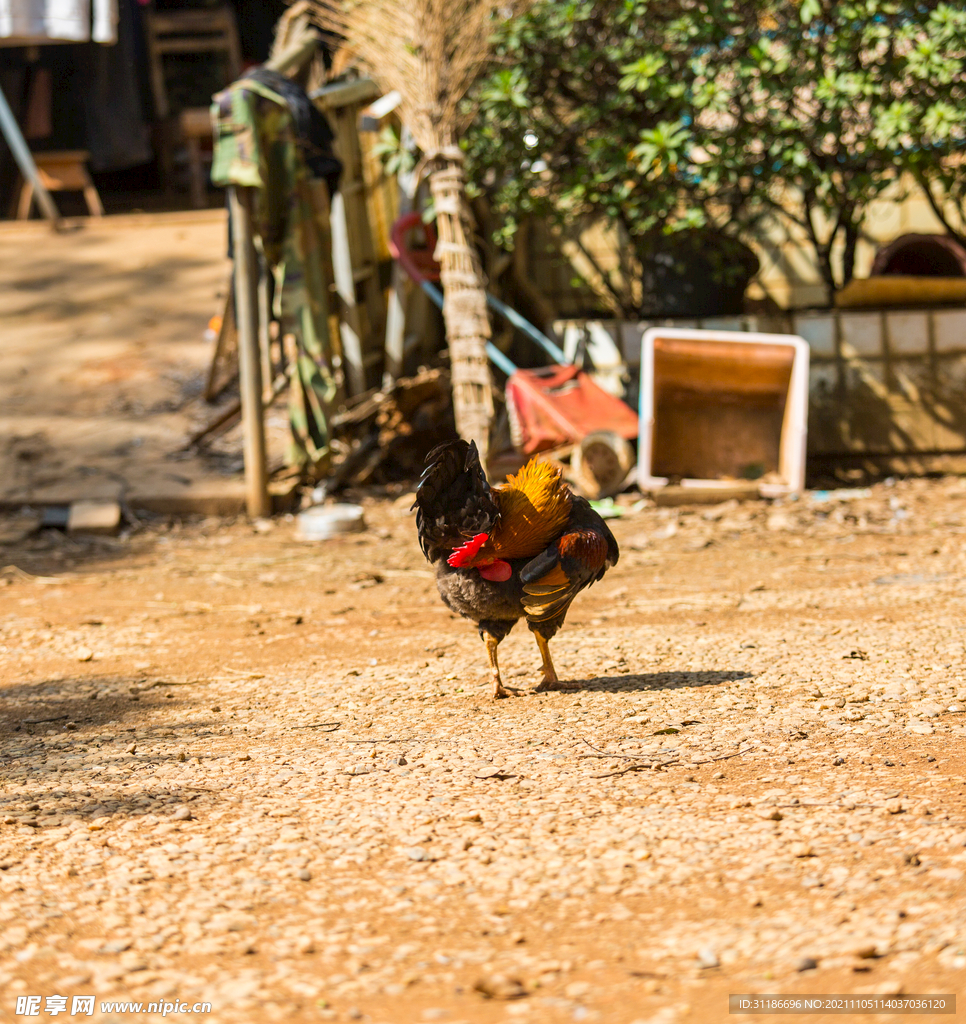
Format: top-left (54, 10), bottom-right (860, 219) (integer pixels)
top-left (505, 365), bottom-right (639, 456)
top-left (389, 212), bottom-right (440, 282)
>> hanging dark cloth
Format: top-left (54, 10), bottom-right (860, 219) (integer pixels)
top-left (80, 0), bottom-right (151, 171)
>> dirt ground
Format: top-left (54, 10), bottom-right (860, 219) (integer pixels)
top-left (1, 480), bottom-right (966, 1024)
top-left (0, 212), bottom-right (291, 513)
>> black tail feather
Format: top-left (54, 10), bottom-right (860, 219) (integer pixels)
top-left (413, 440), bottom-right (500, 562)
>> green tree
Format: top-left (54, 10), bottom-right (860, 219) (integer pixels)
top-left (715, 0), bottom-right (964, 302)
top-left (872, 3), bottom-right (966, 248)
top-left (465, 0), bottom-right (763, 315)
top-left (465, 0), bottom-right (966, 310)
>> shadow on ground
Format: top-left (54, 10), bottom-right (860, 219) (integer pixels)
top-left (0, 674), bottom-right (221, 827)
top-left (560, 670), bottom-right (754, 693)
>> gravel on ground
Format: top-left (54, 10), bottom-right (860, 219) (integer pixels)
top-left (1, 476), bottom-right (965, 1023)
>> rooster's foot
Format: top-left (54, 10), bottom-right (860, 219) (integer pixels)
top-left (534, 677), bottom-right (581, 693)
top-left (531, 632), bottom-right (576, 692)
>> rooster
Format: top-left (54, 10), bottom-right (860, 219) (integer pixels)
top-left (414, 439), bottom-right (619, 697)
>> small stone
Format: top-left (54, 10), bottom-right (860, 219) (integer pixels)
top-left (404, 847), bottom-right (427, 862)
top-left (696, 947), bottom-right (719, 969)
top-left (474, 973), bottom-right (526, 1000)
top-left (947, 703), bottom-right (965, 714)
top-left (801, 875), bottom-right (823, 889)
top-left (791, 842), bottom-right (814, 858)
top-left (208, 912), bottom-right (256, 933)
top-left (68, 500), bottom-right (121, 535)
top-left (855, 945), bottom-right (879, 960)
top-left (766, 809), bottom-right (783, 821)
top-left (98, 939), bottom-right (132, 954)
top-left (796, 957), bottom-right (818, 972)
top-left (171, 806), bottom-right (192, 821)
top-left (76, 647), bottom-right (94, 662)
top-left (565, 981), bottom-right (590, 999)
top-left (833, 756), bottom-right (845, 766)
top-left (298, 868), bottom-right (312, 881)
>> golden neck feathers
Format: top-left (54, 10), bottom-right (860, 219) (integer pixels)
top-left (484, 458), bottom-right (573, 561)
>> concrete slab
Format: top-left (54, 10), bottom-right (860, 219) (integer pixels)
top-left (67, 500), bottom-right (121, 535)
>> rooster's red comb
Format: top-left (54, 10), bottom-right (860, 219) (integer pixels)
top-left (447, 532), bottom-right (489, 568)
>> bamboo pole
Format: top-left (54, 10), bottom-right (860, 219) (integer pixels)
top-left (428, 151), bottom-right (494, 463)
top-left (229, 186), bottom-right (271, 518)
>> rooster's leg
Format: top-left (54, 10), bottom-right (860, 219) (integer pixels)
top-left (533, 631), bottom-right (579, 692)
top-left (482, 631), bottom-right (513, 699)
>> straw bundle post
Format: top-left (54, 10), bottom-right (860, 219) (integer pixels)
top-left (306, 0), bottom-right (525, 462)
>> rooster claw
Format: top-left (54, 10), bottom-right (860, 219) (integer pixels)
top-left (534, 678), bottom-right (582, 693)
top-left (493, 682), bottom-right (522, 699)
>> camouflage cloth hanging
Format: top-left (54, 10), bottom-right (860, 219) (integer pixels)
top-left (210, 70), bottom-right (340, 474)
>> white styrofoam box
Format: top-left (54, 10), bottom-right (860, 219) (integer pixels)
top-left (934, 309), bottom-right (966, 352)
top-left (793, 313), bottom-right (836, 356)
top-left (638, 327), bottom-right (810, 497)
top-left (887, 311), bottom-right (930, 355)
top-left (839, 311), bottom-right (883, 356)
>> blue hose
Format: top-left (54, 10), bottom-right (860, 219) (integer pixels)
top-left (418, 280), bottom-right (569, 378)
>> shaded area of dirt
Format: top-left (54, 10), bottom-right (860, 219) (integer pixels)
top-left (0, 213), bottom-right (292, 510)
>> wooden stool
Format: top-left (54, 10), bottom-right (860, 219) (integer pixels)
top-left (143, 3), bottom-right (241, 208)
top-left (17, 151), bottom-right (104, 219)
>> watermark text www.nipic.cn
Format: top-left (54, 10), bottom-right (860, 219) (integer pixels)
top-left (15, 995), bottom-right (213, 1017)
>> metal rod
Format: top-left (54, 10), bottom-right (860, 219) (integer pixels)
top-left (0, 82), bottom-right (61, 227)
top-left (485, 292), bottom-right (569, 365)
top-left (229, 185), bottom-right (271, 518)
